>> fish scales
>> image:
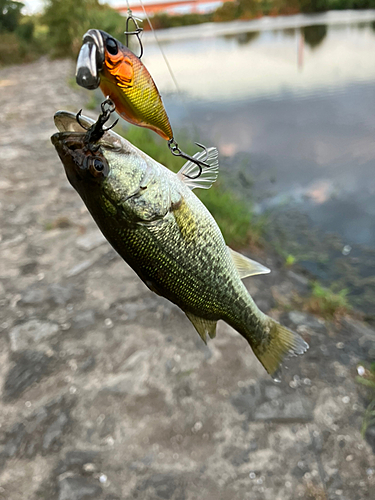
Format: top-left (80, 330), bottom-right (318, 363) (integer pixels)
top-left (51, 111), bottom-right (308, 378)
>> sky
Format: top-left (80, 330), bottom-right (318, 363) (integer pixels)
top-left (21, 0), bottom-right (154, 15)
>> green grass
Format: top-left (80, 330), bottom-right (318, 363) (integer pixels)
top-left (116, 125), bottom-right (262, 249)
top-left (356, 363), bottom-right (375, 437)
top-left (86, 93), bottom-right (98, 111)
top-left (304, 282), bottom-right (351, 319)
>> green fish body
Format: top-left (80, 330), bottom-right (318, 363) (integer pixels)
top-left (51, 111), bottom-right (308, 378)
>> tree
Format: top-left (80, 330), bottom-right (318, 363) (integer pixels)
top-left (43, 0), bottom-right (124, 58)
top-left (0, 0), bottom-right (23, 33)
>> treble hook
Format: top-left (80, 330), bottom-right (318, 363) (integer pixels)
top-left (125, 9), bottom-right (144, 59)
top-left (168, 139), bottom-right (210, 180)
top-left (75, 98), bottom-right (119, 146)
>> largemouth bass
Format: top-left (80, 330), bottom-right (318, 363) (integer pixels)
top-left (51, 111), bottom-right (308, 379)
top-left (76, 29), bottom-right (173, 141)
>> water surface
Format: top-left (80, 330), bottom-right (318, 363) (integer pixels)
top-left (139, 15), bottom-right (375, 312)
top-left (143, 15), bottom-right (375, 251)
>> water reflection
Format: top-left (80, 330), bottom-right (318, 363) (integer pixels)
top-left (302, 24), bottom-right (327, 49)
top-left (144, 18), bottom-right (375, 257)
top-left (145, 21), bottom-right (375, 101)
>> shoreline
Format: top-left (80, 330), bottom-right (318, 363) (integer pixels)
top-left (143, 9), bottom-right (375, 42)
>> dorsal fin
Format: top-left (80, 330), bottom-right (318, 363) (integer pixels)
top-left (228, 247), bottom-right (271, 279)
top-left (185, 312), bottom-right (217, 344)
top-left (177, 147), bottom-right (219, 190)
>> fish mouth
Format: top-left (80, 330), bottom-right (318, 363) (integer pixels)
top-left (51, 112), bottom-right (89, 174)
top-left (76, 29), bottom-right (105, 90)
top-left (52, 110), bottom-right (129, 165)
top-left (51, 131), bottom-right (85, 166)
top-left (54, 110), bottom-right (95, 133)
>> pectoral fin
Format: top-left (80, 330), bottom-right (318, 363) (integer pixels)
top-left (185, 312), bottom-right (217, 344)
top-left (177, 147), bottom-right (219, 190)
top-left (228, 247), bottom-right (270, 279)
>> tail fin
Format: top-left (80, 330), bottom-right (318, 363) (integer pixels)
top-left (251, 319), bottom-right (309, 380)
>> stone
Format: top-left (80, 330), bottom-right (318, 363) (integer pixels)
top-left (138, 473), bottom-right (184, 500)
top-left (1, 423), bottom-right (27, 458)
top-left (20, 261), bottom-right (38, 275)
top-left (56, 450), bottom-right (98, 475)
top-left (9, 319), bottom-right (59, 352)
top-left (20, 286), bottom-right (46, 305)
top-left (253, 394), bottom-right (313, 422)
top-left (42, 412), bottom-right (69, 451)
top-left (1, 397), bottom-right (73, 463)
top-left (231, 384), bottom-right (262, 416)
top-left (58, 476), bottom-right (102, 500)
top-left (66, 260), bottom-right (95, 278)
top-left (3, 350), bottom-right (53, 400)
top-left (292, 460), bottom-right (310, 478)
top-left (47, 283), bottom-right (77, 306)
top-left (223, 443), bottom-right (257, 466)
top-left (286, 310), bottom-right (327, 333)
top-left (76, 230), bottom-right (107, 251)
top-left (365, 426), bottom-right (375, 454)
top-left (264, 384), bottom-right (283, 400)
top-left (101, 351), bottom-right (151, 397)
top-left (72, 310), bottom-right (96, 330)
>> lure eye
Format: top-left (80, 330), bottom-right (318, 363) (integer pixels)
top-left (106, 38), bottom-right (118, 56)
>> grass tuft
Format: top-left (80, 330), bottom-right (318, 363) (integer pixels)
top-left (356, 363), bottom-right (375, 437)
top-left (304, 282), bottom-right (351, 320)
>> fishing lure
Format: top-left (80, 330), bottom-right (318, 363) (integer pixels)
top-left (75, 18), bottom-right (212, 177)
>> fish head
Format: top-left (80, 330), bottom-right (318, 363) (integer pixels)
top-left (76, 29), bottom-right (133, 91)
top-left (51, 111), bottom-right (146, 212)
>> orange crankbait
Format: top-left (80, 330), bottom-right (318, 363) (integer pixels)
top-left (76, 29), bottom-right (173, 141)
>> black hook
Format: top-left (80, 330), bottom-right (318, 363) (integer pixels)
top-left (75, 98), bottom-right (118, 147)
top-left (168, 139), bottom-right (210, 180)
top-left (125, 10), bottom-right (144, 59)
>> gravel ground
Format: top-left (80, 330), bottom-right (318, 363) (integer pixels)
top-left (0, 58), bottom-right (375, 500)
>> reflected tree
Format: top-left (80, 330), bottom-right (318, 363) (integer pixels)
top-left (303, 24), bottom-right (327, 50)
top-left (283, 28), bottom-right (297, 38)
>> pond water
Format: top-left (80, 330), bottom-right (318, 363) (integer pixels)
top-left (141, 12), bottom-right (375, 314)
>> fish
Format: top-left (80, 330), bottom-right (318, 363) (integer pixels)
top-left (76, 29), bottom-right (173, 141)
top-left (51, 111), bottom-right (308, 379)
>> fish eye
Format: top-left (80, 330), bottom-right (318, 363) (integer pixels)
top-left (106, 38), bottom-right (118, 56)
top-left (88, 156), bottom-right (108, 178)
top-left (93, 158), bottom-right (104, 171)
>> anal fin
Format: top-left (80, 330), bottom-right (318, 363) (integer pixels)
top-left (228, 247), bottom-right (270, 279)
top-left (185, 312), bottom-right (217, 344)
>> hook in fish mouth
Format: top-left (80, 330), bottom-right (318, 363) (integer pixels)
top-left (76, 29), bottom-right (105, 90)
top-left (75, 98), bottom-right (118, 147)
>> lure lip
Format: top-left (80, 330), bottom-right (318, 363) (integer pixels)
top-left (76, 29), bottom-right (105, 90)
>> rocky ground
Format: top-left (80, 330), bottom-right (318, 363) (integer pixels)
top-left (0, 58), bottom-right (375, 500)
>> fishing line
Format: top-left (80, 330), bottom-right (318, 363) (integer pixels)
top-left (138, 0), bottom-right (181, 94)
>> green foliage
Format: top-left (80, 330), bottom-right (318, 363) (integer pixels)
top-left (16, 17), bottom-right (34, 41)
top-left (305, 282), bottom-right (351, 319)
top-left (356, 363), bottom-right (375, 436)
top-left (0, 0), bottom-right (23, 33)
top-left (213, 2), bottom-right (240, 22)
top-left (285, 254), bottom-right (296, 266)
top-left (42, 0), bottom-right (124, 58)
top-left (151, 12), bottom-right (212, 30)
top-left (86, 92), bottom-right (99, 110)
